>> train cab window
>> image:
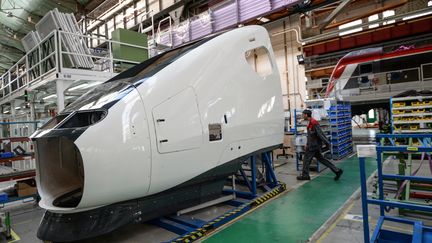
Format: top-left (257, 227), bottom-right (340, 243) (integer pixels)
top-left (41, 114), bottom-right (69, 129)
top-left (360, 63), bottom-right (373, 74)
top-left (422, 64), bottom-right (432, 80)
top-left (58, 110), bottom-right (107, 129)
top-left (245, 47), bottom-right (273, 77)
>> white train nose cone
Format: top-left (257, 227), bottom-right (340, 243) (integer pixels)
top-left (32, 86), bottom-right (152, 212)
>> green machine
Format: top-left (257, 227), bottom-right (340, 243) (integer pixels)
top-left (111, 28), bottom-right (148, 72)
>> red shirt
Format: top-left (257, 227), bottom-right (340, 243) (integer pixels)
top-left (307, 118), bottom-right (320, 130)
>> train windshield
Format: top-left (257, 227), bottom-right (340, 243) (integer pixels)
top-left (62, 78), bottom-right (135, 113)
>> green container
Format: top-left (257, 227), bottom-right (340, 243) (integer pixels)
top-left (111, 28), bottom-right (148, 71)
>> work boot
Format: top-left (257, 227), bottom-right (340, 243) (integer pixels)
top-left (296, 175), bottom-right (311, 180)
top-left (334, 169), bottom-right (344, 181)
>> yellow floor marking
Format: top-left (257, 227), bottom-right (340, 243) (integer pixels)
top-left (200, 188), bottom-right (292, 241)
top-left (7, 229), bottom-right (21, 243)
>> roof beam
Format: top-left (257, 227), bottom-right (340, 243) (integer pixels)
top-left (318, 0), bottom-right (352, 30)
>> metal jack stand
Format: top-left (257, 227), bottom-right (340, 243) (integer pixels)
top-left (224, 151), bottom-right (278, 199)
top-left (152, 151), bottom-right (285, 243)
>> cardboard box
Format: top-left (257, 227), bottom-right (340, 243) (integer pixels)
top-left (16, 179), bottom-right (37, 197)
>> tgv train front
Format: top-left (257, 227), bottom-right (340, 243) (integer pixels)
top-left (32, 25), bottom-right (284, 242)
top-left (31, 79), bottom-right (152, 241)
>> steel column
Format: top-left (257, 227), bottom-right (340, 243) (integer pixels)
top-left (359, 157), bottom-right (370, 243)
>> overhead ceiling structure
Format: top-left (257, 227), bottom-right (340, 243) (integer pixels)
top-left (0, 0), bottom-right (79, 73)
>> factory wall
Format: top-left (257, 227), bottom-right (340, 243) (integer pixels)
top-left (265, 16), bottom-right (306, 114)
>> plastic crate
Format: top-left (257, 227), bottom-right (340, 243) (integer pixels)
top-left (413, 109), bottom-right (425, 113)
top-left (410, 125), bottom-right (419, 130)
top-left (0, 192), bottom-right (8, 203)
top-left (411, 101), bottom-right (423, 106)
top-left (0, 152), bottom-right (14, 159)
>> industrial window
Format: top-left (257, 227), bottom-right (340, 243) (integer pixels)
top-left (245, 47), bottom-right (273, 78)
top-left (338, 19), bottom-right (363, 36)
top-left (107, 19), bottom-right (115, 39)
top-left (368, 14), bottom-right (379, 29)
top-left (422, 64), bottom-right (432, 80)
top-left (387, 69), bottom-right (419, 84)
top-left (383, 10), bottom-right (395, 25)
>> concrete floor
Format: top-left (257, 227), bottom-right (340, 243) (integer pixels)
top-left (316, 155), bottom-right (432, 243)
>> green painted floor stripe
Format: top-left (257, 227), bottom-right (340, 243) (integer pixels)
top-left (204, 156), bottom-right (376, 243)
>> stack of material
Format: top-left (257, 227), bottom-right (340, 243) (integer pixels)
top-left (28, 8), bottom-right (94, 69)
top-left (21, 31), bottom-right (41, 52)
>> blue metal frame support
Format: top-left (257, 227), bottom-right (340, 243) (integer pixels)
top-left (263, 152), bottom-right (277, 187)
top-left (359, 157), bottom-right (370, 243)
top-left (376, 151), bottom-right (385, 216)
top-left (361, 133), bottom-right (432, 243)
top-left (250, 155), bottom-right (257, 197)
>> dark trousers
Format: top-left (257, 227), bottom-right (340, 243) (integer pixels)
top-left (302, 149), bottom-right (339, 176)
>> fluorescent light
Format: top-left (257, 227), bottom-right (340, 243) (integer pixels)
top-left (15, 106), bottom-right (21, 110)
top-left (383, 10), bottom-right (395, 18)
top-left (402, 11), bottom-right (432, 21)
top-left (258, 17), bottom-right (270, 23)
top-left (339, 19), bottom-right (362, 29)
top-left (369, 24), bottom-right (379, 29)
top-left (43, 94), bottom-right (57, 100)
top-left (368, 14), bottom-right (379, 21)
top-left (3, 110), bottom-right (9, 114)
top-left (339, 27), bottom-right (363, 36)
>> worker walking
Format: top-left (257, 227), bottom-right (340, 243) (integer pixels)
top-left (297, 109), bottom-right (343, 181)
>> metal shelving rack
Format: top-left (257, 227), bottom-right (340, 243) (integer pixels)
top-left (294, 99), bottom-right (340, 172)
top-left (391, 96), bottom-right (432, 134)
top-left (328, 101), bottom-right (353, 160)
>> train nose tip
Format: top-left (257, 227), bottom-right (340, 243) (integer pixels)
top-left (34, 136), bottom-right (85, 209)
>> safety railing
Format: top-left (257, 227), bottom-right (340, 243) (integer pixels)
top-left (0, 30), bottom-right (149, 102)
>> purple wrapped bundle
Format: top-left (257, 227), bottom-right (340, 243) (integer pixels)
top-left (158, 31), bottom-right (172, 46)
top-left (190, 14), bottom-right (213, 40)
top-left (272, 0), bottom-right (300, 10)
top-left (239, 0), bottom-right (271, 22)
top-left (172, 22), bottom-right (190, 46)
top-left (212, 2), bottom-right (237, 31)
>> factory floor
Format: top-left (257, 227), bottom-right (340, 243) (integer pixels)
top-left (3, 146), bottom-right (429, 242)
